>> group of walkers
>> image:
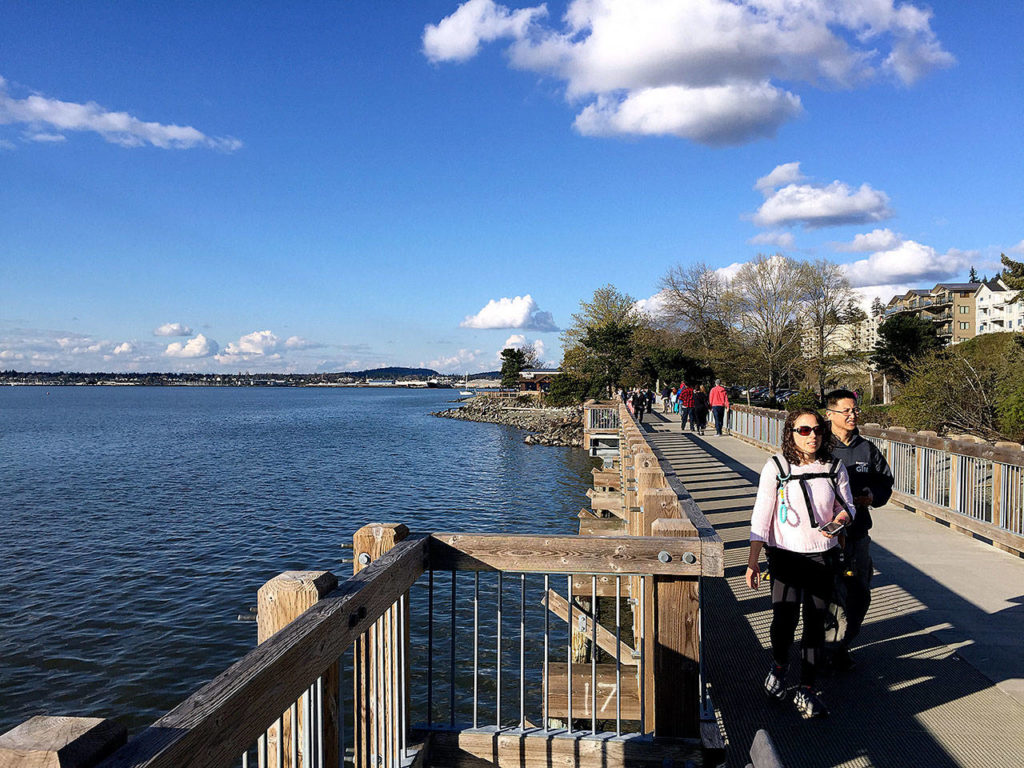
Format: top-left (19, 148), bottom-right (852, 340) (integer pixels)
top-left (746, 389), bottom-right (893, 718)
top-left (672, 379), bottom-right (731, 436)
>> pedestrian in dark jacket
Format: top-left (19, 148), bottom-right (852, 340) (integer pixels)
top-left (823, 389), bottom-right (894, 670)
top-left (693, 385), bottom-right (710, 435)
top-left (631, 390), bottom-right (646, 423)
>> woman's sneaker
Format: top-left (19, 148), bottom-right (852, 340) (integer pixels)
top-left (793, 687), bottom-right (829, 718)
top-left (764, 664), bottom-right (788, 700)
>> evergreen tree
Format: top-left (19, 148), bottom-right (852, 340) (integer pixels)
top-left (499, 347), bottom-right (527, 388)
top-left (871, 314), bottom-right (942, 382)
top-left (871, 296), bottom-right (885, 317)
top-left (1000, 253), bottom-right (1024, 302)
top-left (969, 265), bottom-right (979, 283)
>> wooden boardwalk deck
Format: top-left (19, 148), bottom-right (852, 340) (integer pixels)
top-left (640, 410), bottom-right (1024, 768)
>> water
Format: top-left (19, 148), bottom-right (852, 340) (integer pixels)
top-left (0, 387), bottom-right (593, 733)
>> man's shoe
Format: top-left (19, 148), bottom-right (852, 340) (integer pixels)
top-left (793, 687), bottom-right (829, 718)
top-left (764, 665), bottom-right (788, 701)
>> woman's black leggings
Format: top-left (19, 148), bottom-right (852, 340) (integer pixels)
top-left (766, 547), bottom-right (835, 686)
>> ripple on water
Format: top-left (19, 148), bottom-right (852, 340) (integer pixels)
top-left (0, 387), bottom-right (596, 732)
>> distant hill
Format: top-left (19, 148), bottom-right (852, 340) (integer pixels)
top-left (466, 370), bottom-right (501, 379)
top-left (344, 367), bottom-right (439, 379)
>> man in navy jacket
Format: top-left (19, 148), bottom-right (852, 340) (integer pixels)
top-left (824, 388), bottom-right (894, 669)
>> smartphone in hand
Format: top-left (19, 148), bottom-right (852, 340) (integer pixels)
top-left (820, 520), bottom-right (845, 536)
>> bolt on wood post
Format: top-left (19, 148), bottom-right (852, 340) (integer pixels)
top-left (352, 524), bottom-right (410, 768)
top-left (257, 570), bottom-right (340, 768)
top-left (0, 715), bottom-right (126, 768)
top-left (647, 518), bottom-right (700, 739)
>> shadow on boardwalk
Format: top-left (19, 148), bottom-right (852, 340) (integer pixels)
top-left (644, 425), bottom-right (1024, 768)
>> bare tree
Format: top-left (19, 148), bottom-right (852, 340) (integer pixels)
top-left (520, 342), bottom-right (542, 369)
top-left (655, 264), bottom-right (737, 370)
top-left (728, 254), bottom-right (805, 397)
top-left (800, 258), bottom-right (856, 400)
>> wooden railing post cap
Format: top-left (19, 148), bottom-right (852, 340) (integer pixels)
top-left (0, 715), bottom-right (126, 768)
top-left (259, 570), bottom-right (338, 595)
top-left (353, 523), bottom-right (410, 539)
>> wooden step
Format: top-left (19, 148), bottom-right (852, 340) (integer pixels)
top-left (544, 663), bottom-right (640, 720)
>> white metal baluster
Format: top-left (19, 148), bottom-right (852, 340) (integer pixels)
top-left (639, 576), bottom-right (646, 736)
top-left (566, 575), bottom-right (572, 733)
top-left (615, 575), bottom-right (621, 737)
top-left (591, 575), bottom-right (597, 735)
top-left (496, 572), bottom-right (503, 728)
top-left (291, 701), bottom-right (299, 768)
top-left (450, 572), bottom-right (457, 729)
top-left (543, 573), bottom-right (549, 732)
top-left (473, 572), bottom-right (479, 729)
top-left (520, 573), bottom-right (526, 730)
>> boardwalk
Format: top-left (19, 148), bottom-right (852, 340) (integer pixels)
top-left (640, 410), bottom-right (1024, 768)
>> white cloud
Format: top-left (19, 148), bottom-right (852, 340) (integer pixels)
top-left (425, 1), bottom-right (952, 146)
top-left (842, 240), bottom-right (975, 288)
top-left (834, 228), bottom-right (903, 253)
top-left (24, 131), bottom-right (66, 143)
top-left (214, 330), bottom-right (280, 363)
top-left (498, 335), bottom-right (546, 365)
top-left (425, 348), bottom-right (482, 372)
top-left (112, 342), bottom-right (135, 355)
top-left (755, 162), bottom-right (806, 194)
top-left (1009, 239), bottom-right (1024, 255)
top-left (154, 322), bottom-right (194, 337)
top-left (165, 334), bottom-right (218, 359)
top-left (284, 336), bottom-right (319, 350)
top-left (460, 294), bottom-right (559, 331)
top-left (502, 333), bottom-right (527, 348)
top-left (423, 0), bottom-right (548, 63)
top-left (634, 291), bottom-right (670, 319)
top-left (0, 349), bottom-right (25, 361)
top-left (753, 177), bottom-right (893, 229)
top-left (573, 83), bottom-right (802, 145)
top-left (715, 262), bottom-right (744, 282)
top-left (748, 230), bottom-right (795, 249)
top-left (0, 75), bottom-right (241, 151)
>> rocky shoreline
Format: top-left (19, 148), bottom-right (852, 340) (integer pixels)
top-left (432, 395), bottom-right (584, 447)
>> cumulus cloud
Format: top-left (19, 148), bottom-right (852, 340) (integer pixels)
top-left (111, 342), bottom-right (135, 355)
top-left (0, 326), bottom-right (157, 370)
top-left (214, 330), bottom-right (281, 363)
top-left (842, 240), bottom-right (975, 288)
top-left (284, 336), bottom-right (320, 350)
top-left (424, 0), bottom-right (952, 146)
top-left (426, 348), bottom-right (482, 372)
top-left (755, 162), bottom-right (806, 194)
top-left (634, 291), bottom-right (670, 319)
top-left (499, 334), bottom-right (546, 365)
top-left (0, 75), bottom-right (241, 151)
top-left (154, 322), bottom-right (194, 337)
top-left (460, 294), bottom-right (559, 331)
top-left (834, 228), bottom-right (903, 253)
top-left (573, 83), bottom-right (801, 145)
top-left (753, 176), bottom-right (893, 229)
top-left (748, 230), bottom-right (795, 249)
top-left (423, 0), bottom-right (548, 62)
top-left (165, 334), bottom-right (218, 359)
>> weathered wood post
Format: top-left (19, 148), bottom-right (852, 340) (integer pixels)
top-left (648, 517), bottom-right (701, 739)
top-left (258, 570), bottom-right (340, 768)
top-left (0, 716), bottom-right (126, 768)
top-left (352, 524), bottom-right (410, 768)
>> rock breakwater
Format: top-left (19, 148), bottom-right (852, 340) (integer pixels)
top-left (433, 395), bottom-right (584, 447)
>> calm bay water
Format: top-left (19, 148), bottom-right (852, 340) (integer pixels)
top-left (0, 387), bottom-right (592, 733)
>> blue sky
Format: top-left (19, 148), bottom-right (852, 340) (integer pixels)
top-left (2, 1), bottom-right (1022, 373)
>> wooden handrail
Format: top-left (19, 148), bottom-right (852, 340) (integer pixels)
top-left (428, 533), bottom-right (704, 575)
top-left (98, 535), bottom-right (429, 768)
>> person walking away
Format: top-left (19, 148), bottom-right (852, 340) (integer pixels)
top-left (678, 381), bottom-right (695, 432)
top-left (693, 385), bottom-right (710, 435)
top-left (646, 388), bottom-right (655, 415)
top-left (823, 389), bottom-right (893, 670)
top-left (631, 390), bottom-right (646, 424)
top-left (746, 409), bottom-right (855, 718)
top-left (709, 379), bottom-right (730, 436)
top-left (661, 386), bottom-right (671, 413)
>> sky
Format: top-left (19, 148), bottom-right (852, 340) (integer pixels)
top-left (1, 0), bottom-right (1022, 374)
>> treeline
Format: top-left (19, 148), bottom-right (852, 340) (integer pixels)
top-left (548, 253), bottom-right (1024, 442)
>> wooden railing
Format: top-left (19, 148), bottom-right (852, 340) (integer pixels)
top-left (730, 404), bottom-right (1024, 556)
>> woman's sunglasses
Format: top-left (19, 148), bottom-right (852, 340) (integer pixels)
top-left (792, 425), bottom-right (824, 436)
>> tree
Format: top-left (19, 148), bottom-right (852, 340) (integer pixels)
top-left (840, 299), bottom-right (868, 325)
top-left (1001, 252), bottom-right (1024, 302)
top-left (519, 342), bottom-right (542, 370)
top-left (871, 314), bottom-right (942, 383)
top-left (969, 265), bottom-right (979, 283)
top-left (657, 262), bottom-right (733, 368)
top-left (871, 297), bottom-right (885, 317)
top-left (560, 285), bottom-right (645, 395)
top-left (499, 347), bottom-right (527, 388)
top-left (799, 259), bottom-right (858, 400)
top-left (728, 254), bottom-right (805, 397)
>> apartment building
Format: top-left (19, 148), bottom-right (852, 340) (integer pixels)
top-left (882, 282), bottom-right (980, 344)
top-left (976, 278), bottom-right (1024, 334)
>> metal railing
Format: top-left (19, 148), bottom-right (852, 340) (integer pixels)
top-left (730, 405), bottom-right (1024, 554)
top-left (587, 406), bottom-right (620, 432)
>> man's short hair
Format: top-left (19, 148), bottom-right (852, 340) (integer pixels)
top-left (825, 388), bottom-right (857, 408)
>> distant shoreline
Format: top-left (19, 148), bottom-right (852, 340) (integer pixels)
top-left (0, 372), bottom-right (502, 388)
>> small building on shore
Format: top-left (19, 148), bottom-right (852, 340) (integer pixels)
top-left (518, 369), bottom-right (562, 393)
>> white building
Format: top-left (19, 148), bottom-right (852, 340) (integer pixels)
top-left (975, 278), bottom-right (1024, 335)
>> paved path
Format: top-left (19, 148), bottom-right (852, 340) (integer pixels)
top-left (637, 409), bottom-right (1024, 768)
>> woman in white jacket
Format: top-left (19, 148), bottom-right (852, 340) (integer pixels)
top-left (745, 408), bottom-right (855, 718)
